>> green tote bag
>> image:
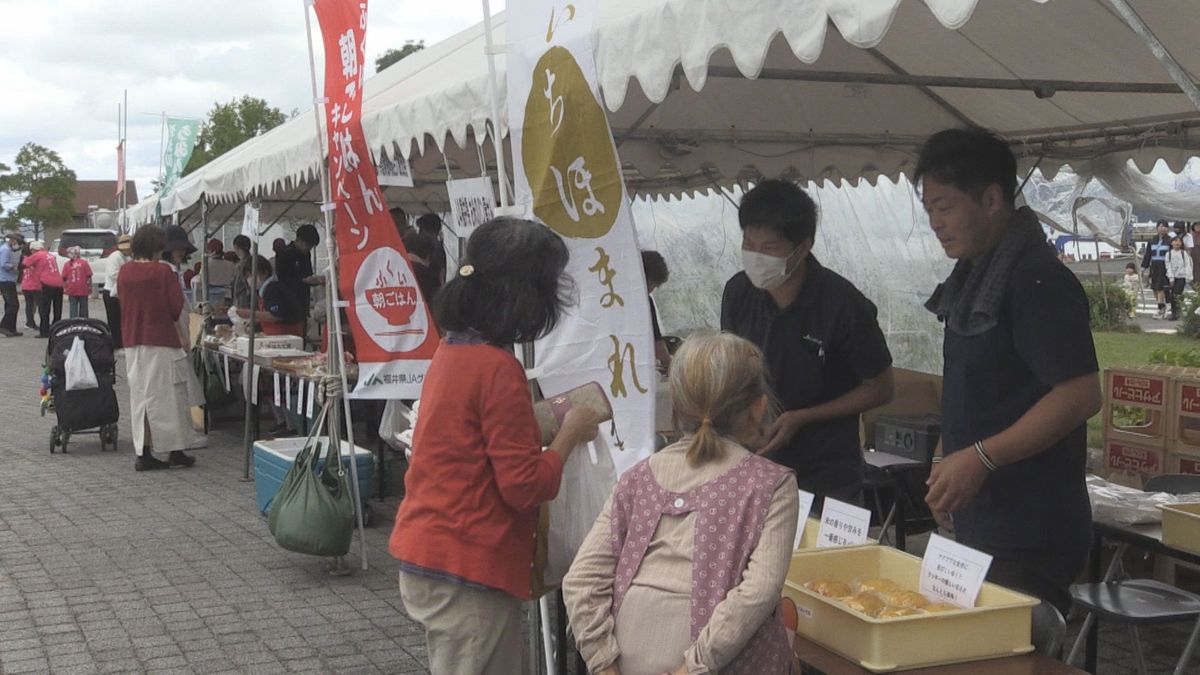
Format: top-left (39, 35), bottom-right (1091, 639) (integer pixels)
top-left (268, 404), bottom-right (356, 557)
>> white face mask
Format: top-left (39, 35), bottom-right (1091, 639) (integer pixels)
top-left (742, 246), bottom-right (801, 290)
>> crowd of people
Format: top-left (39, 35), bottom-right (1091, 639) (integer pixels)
top-left (0, 120), bottom-right (1115, 672)
top-left (0, 233), bottom-right (107, 338)
top-left (1138, 219), bottom-right (1200, 320)
top-left (388, 127), bottom-right (1101, 673)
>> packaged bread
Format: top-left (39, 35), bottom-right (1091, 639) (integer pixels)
top-left (879, 590), bottom-right (930, 610)
top-left (843, 592), bottom-right (886, 617)
top-left (878, 606), bottom-right (923, 618)
top-left (857, 578), bottom-right (900, 594)
top-left (805, 579), bottom-right (854, 598)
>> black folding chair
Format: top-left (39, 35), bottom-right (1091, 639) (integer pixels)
top-left (1066, 474), bottom-right (1200, 674)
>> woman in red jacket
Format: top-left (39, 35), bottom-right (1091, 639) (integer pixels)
top-left (118, 225), bottom-right (207, 471)
top-left (390, 218), bottom-right (602, 675)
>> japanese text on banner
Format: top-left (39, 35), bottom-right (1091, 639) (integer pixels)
top-left (312, 0), bottom-right (437, 399)
top-left (506, 0), bottom-right (655, 476)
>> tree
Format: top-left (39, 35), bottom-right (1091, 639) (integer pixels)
top-left (0, 144), bottom-right (76, 239)
top-left (184, 96), bottom-right (288, 175)
top-left (375, 40), bottom-right (425, 73)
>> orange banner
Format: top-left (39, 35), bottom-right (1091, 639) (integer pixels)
top-left (314, 0), bottom-right (437, 398)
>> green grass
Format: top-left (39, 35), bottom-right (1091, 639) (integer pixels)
top-left (1088, 330), bottom-right (1198, 447)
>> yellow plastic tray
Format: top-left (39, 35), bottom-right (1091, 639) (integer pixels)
top-left (783, 545), bottom-right (1037, 672)
top-left (1161, 502), bottom-right (1200, 556)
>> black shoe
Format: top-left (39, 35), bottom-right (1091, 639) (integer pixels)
top-left (168, 451), bottom-right (196, 468)
top-left (134, 455), bottom-right (170, 472)
top-left (25, 323), bottom-right (36, 331)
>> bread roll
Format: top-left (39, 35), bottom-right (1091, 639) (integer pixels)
top-left (805, 579), bottom-right (854, 598)
top-left (843, 592), bottom-right (886, 617)
top-left (858, 578), bottom-right (901, 594)
top-left (879, 590), bottom-right (930, 609)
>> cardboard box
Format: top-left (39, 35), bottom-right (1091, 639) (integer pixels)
top-left (234, 335), bottom-right (303, 354)
top-left (1102, 437), bottom-right (1166, 489)
top-left (862, 369), bottom-right (942, 448)
top-left (1173, 374), bottom-right (1200, 452)
top-left (1103, 367), bottom-right (1174, 447)
top-left (1168, 443), bottom-right (1200, 475)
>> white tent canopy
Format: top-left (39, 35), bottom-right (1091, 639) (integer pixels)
top-left (131, 0), bottom-right (1200, 226)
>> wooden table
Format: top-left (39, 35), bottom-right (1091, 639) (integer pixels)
top-left (794, 635), bottom-right (1085, 674)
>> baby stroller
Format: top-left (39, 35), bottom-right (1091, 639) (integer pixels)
top-left (42, 319), bottom-right (120, 453)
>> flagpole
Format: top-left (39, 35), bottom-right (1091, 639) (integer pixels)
top-left (303, 0), bottom-right (368, 572)
top-left (122, 90), bottom-right (128, 233)
top-left (116, 102), bottom-right (122, 237)
top-left (158, 112), bottom-right (166, 191)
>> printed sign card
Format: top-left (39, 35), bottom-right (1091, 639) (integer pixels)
top-left (792, 489), bottom-right (817, 550)
top-left (919, 534), bottom-right (993, 608)
top-left (816, 498), bottom-right (871, 548)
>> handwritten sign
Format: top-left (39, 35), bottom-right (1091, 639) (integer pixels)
top-left (241, 203), bottom-right (260, 238)
top-left (816, 498), bottom-right (871, 548)
top-left (919, 534), bottom-right (993, 608)
top-left (792, 489), bottom-right (817, 550)
top-left (446, 177), bottom-right (497, 238)
top-left (377, 150), bottom-right (414, 188)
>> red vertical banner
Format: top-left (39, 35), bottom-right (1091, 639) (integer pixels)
top-left (313, 0), bottom-right (437, 398)
top-left (116, 141), bottom-right (125, 196)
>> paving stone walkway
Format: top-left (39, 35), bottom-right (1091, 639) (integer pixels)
top-left (0, 310), bottom-right (427, 674)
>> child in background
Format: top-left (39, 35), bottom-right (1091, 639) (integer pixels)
top-left (1167, 236), bottom-right (1194, 321)
top-left (62, 247), bottom-right (93, 319)
top-left (1121, 262), bottom-right (1142, 319)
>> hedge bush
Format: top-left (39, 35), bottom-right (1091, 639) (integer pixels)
top-left (1081, 280), bottom-right (1133, 331)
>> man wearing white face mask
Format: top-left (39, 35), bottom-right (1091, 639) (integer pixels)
top-left (721, 179), bottom-right (894, 506)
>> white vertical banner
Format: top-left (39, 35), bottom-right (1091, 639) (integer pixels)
top-left (506, 0), bottom-right (654, 476)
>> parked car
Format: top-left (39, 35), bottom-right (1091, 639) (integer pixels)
top-left (56, 229), bottom-right (118, 292)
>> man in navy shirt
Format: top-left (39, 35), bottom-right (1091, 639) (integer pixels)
top-left (721, 180), bottom-right (894, 504)
top-left (919, 128), bottom-right (1101, 614)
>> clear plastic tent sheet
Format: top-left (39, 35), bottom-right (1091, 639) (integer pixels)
top-left (633, 175), bottom-right (953, 374)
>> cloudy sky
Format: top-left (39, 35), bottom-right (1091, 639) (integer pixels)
top-left (0, 0), bottom-right (504, 204)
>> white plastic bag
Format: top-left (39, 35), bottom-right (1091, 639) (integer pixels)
top-left (379, 400), bottom-right (417, 457)
top-left (65, 337), bottom-right (99, 391)
top-left (544, 434), bottom-right (618, 586)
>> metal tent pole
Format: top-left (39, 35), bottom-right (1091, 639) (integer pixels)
top-left (1103, 0), bottom-right (1200, 111)
top-left (242, 232), bottom-right (259, 482)
top-left (302, 0), bottom-right (368, 570)
top-left (481, 0), bottom-right (512, 209)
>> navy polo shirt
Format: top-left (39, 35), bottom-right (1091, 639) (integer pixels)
top-left (939, 240), bottom-right (1096, 552)
top-left (721, 256), bottom-right (892, 494)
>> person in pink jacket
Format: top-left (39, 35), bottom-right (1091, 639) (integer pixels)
top-left (62, 246), bottom-right (93, 319)
top-left (25, 241), bottom-right (64, 337)
top-left (18, 240), bottom-right (42, 332)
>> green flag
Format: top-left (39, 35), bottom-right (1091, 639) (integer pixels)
top-left (159, 117), bottom-right (200, 198)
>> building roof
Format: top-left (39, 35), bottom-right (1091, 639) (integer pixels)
top-left (72, 180), bottom-right (138, 215)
